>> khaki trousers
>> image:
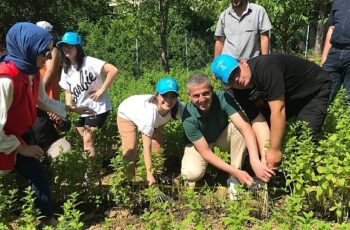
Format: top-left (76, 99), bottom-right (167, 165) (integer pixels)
top-left (181, 122), bottom-right (246, 182)
top-left (47, 138), bottom-right (71, 159)
top-left (116, 116), bottom-right (138, 165)
top-left (116, 116), bottom-right (163, 176)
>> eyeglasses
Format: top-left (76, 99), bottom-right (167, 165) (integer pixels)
top-left (40, 48), bottom-right (52, 59)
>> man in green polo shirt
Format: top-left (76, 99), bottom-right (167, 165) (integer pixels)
top-left (181, 73), bottom-right (274, 191)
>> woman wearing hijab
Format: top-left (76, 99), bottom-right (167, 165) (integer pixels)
top-left (0, 22), bottom-right (94, 227)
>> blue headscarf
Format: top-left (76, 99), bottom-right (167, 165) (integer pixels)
top-left (4, 22), bottom-right (53, 75)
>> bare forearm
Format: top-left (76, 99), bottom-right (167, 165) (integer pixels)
top-left (321, 26), bottom-right (334, 66)
top-left (252, 113), bottom-right (270, 160)
top-left (260, 33), bottom-right (270, 55)
top-left (214, 38), bottom-right (224, 57)
top-left (64, 91), bottom-right (75, 107)
top-left (100, 64), bottom-right (118, 92)
top-left (142, 135), bottom-right (153, 174)
top-left (201, 150), bottom-right (239, 176)
top-left (240, 124), bottom-right (261, 164)
top-left (143, 149), bottom-right (152, 174)
top-left (269, 111), bottom-right (285, 151)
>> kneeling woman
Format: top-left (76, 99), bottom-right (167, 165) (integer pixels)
top-left (117, 77), bottom-right (184, 186)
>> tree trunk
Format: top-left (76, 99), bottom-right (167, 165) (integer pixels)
top-left (281, 31), bottom-right (288, 53)
top-left (159, 0), bottom-right (170, 73)
top-left (314, 5), bottom-right (326, 56)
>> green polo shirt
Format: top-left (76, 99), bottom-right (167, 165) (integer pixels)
top-left (182, 90), bottom-right (240, 144)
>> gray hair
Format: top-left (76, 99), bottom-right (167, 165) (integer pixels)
top-left (186, 73), bottom-right (213, 93)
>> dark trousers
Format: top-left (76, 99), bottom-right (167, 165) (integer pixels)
top-left (323, 47), bottom-right (350, 103)
top-left (295, 83), bottom-right (330, 140)
top-left (15, 154), bottom-right (53, 218)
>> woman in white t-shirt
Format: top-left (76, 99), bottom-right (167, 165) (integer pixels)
top-left (57, 32), bottom-right (118, 157)
top-left (117, 77), bottom-right (185, 186)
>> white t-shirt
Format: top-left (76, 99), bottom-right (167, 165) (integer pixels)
top-left (117, 94), bottom-right (185, 137)
top-left (59, 56), bottom-right (112, 116)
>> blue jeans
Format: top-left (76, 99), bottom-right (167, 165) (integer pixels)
top-left (323, 47), bottom-right (350, 103)
top-left (15, 154), bottom-right (53, 218)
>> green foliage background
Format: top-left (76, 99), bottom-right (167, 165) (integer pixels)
top-left (0, 0), bottom-right (333, 73)
top-left (1, 0), bottom-right (350, 228)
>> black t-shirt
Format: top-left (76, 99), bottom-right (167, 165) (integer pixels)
top-left (232, 54), bottom-right (330, 120)
top-left (22, 109), bottom-right (70, 151)
top-left (328, 0), bottom-right (350, 45)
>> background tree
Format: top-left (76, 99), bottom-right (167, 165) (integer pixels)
top-left (0, 0), bottom-right (333, 73)
top-left (310, 0), bottom-right (332, 55)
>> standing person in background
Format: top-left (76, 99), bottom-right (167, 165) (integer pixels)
top-left (0, 22), bottom-right (94, 227)
top-left (57, 32), bottom-right (118, 157)
top-left (28, 21), bottom-right (71, 160)
top-left (117, 77), bottom-right (185, 186)
top-left (214, 0), bottom-right (272, 60)
top-left (36, 21), bottom-right (62, 100)
top-left (321, 0), bottom-right (350, 103)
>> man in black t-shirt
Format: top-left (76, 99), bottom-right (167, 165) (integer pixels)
top-left (211, 54), bottom-right (330, 170)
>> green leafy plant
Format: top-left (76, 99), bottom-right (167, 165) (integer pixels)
top-left (56, 192), bottom-right (84, 230)
top-left (141, 186), bottom-right (173, 230)
top-left (222, 191), bottom-right (258, 229)
top-left (109, 153), bottom-right (132, 206)
top-left (18, 186), bottom-right (40, 230)
top-left (179, 188), bottom-right (205, 229)
top-left (0, 185), bottom-right (17, 227)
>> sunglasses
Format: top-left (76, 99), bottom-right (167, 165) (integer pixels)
top-left (40, 48), bottom-right (52, 59)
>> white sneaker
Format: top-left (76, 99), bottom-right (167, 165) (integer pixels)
top-left (227, 176), bottom-right (240, 200)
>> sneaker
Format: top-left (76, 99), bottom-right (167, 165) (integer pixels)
top-left (227, 176), bottom-right (240, 200)
top-left (250, 177), bottom-right (264, 190)
top-left (184, 180), bottom-right (196, 188)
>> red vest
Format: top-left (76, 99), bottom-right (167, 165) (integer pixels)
top-left (0, 61), bottom-right (39, 170)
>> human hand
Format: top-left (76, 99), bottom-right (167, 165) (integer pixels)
top-left (71, 106), bottom-right (96, 116)
top-left (265, 148), bottom-right (282, 170)
top-left (47, 112), bottom-right (63, 124)
top-left (89, 89), bottom-right (105, 101)
top-left (251, 159), bottom-right (275, 182)
top-left (16, 145), bottom-right (44, 160)
top-left (147, 173), bottom-right (156, 187)
top-left (234, 170), bottom-right (254, 186)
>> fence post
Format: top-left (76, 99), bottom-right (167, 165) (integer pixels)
top-left (185, 34), bottom-right (189, 72)
top-left (305, 23), bottom-right (310, 59)
top-left (136, 38), bottom-right (139, 77)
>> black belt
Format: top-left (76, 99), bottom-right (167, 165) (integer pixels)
top-left (332, 44), bottom-right (350, 50)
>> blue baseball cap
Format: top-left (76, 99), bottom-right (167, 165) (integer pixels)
top-left (156, 77), bottom-right (179, 95)
top-left (56, 32), bottom-right (83, 48)
top-left (211, 54), bottom-right (239, 84)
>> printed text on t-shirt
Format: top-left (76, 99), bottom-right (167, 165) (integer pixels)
top-left (68, 70), bottom-right (97, 102)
